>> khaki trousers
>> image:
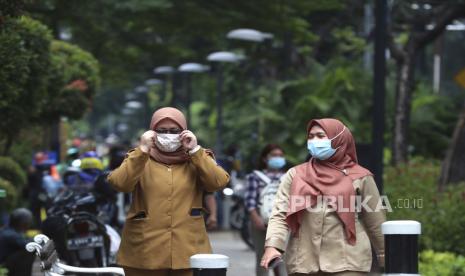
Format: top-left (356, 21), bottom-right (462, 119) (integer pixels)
top-left (123, 267), bottom-right (192, 276)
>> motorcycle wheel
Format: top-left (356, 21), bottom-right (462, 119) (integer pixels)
top-left (240, 216), bottom-right (255, 250)
top-left (229, 207), bottom-right (244, 230)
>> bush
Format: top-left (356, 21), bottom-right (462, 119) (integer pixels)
top-left (0, 266), bottom-right (7, 276)
top-left (384, 158), bottom-right (465, 255)
top-left (420, 250), bottom-right (465, 276)
top-left (0, 16), bottom-right (52, 144)
top-left (0, 177), bottom-right (18, 211)
top-left (0, 156), bottom-right (26, 189)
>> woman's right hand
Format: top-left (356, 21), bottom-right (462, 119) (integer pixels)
top-left (140, 130), bottom-right (156, 153)
top-left (260, 247), bottom-right (282, 269)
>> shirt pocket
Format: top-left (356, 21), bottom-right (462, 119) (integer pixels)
top-left (187, 207), bottom-right (207, 246)
top-left (123, 211), bottom-right (148, 246)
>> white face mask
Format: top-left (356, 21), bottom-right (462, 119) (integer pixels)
top-left (155, 134), bottom-right (182, 152)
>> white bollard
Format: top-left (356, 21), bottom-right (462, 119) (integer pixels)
top-left (382, 220), bottom-right (421, 276)
top-left (190, 254), bottom-right (229, 276)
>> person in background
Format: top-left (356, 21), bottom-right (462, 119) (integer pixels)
top-left (0, 208), bottom-right (35, 276)
top-left (107, 107), bottom-right (230, 276)
top-left (204, 193), bottom-right (218, 230)
top-left (26, 152), bottom-right (61, 226)
top-left (64, 151), bottom-right (104, 192)
top-left (245, 144), bottom-right (288, 276)
top-left (261, 118), bottom-right (385, 275)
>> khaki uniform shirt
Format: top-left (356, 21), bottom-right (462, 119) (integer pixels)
top-left (107, 147), bottom-right (229, 270)
top-left (265, 168), bottom-right (385, 274)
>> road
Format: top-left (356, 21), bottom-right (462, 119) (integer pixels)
top-left (209, 230), bottom-right (256, 276)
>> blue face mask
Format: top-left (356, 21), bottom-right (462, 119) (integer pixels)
top-left (307, 127), bottom-right (346, 160)
top-left (267, 157), bottom-right (286, 169)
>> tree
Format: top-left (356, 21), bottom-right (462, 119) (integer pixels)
top-left (439, 100), bottom-right (465, 190)
top-left (24, 0), bottom-right (359, 146)
top-left (0, 16), bottom-right (52, 154)
top-left (38, 40), bottom-right (100, 124)
top-left (0, 0), bottom-right (23, 23)
top-left (388, 1), bottom-right (465, 165)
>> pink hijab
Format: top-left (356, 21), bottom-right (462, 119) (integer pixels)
top-left (285, 118), bottom-right (372, 245)
top-left (149, 107), bottom-right (189, 165)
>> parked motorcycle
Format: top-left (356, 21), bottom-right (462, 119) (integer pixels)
top-left (41, 190), bottom-right (118, 267)
top-left (227, 172), bottom-right (254, 250)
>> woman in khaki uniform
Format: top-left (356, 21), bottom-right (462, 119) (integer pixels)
top-left (108, 107), bottom-right (230, 276)
top-left (261, 119), bottom-right (385, 276)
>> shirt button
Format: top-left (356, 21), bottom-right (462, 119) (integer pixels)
top-left (313, 235), bottom-right (320, 240)
top-left (167, 168), bottom-right (172, 172)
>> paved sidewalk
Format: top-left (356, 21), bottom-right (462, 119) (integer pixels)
top-left (209, 230), bottom-right (256, 276)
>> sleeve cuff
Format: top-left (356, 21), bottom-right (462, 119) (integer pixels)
top-left (131, 147), bottom-right (150, 161)
top-left (188, 145), bottom-right (201, 155)
top-left (377, 253), bottom-right (385, 267)
top-left (265, 238), bottom-right (286, 252)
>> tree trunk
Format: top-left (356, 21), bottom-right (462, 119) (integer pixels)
top-left (392, 52), bottom-right (416, 165)
top-left (439, 100), bottom-right (465, 191)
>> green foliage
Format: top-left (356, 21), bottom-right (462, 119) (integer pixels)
top-left (0, 178), bottom-right (19, 211)
top-left (385, 158), bottom-right (465, 255)
top-left (331, 27), bottom-right (366, 57)
top-left (50, 40), bottom-right (100, 98)
top-left (408, 83), bottom-right (462, 159)
top-left (420, 250), bottom-right (465, 276)
top-left (39, 40), bottom-right (100, 123)
top-left (8, 135), bottom-right (41, 169)
top-left (0, 16), bottom-right (52, 142)
top-left (0, 0), bottom-right (23, 19)
top-left (24, 0), bottom-right (355, 136)
top-left (275, 60), bottom-right (373, 164)
top-left (0, 156), bottom-right (27, 189)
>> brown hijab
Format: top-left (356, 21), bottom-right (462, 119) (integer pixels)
top-left (149, 107), bottom-right (189, 165)
top-left (285, 118), bottom-right (372, 245)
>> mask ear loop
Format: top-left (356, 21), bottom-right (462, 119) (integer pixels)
top-left (330, 126), bottom-right (346, 150)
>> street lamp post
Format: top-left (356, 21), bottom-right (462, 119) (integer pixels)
top-left (154, 66), bottom-right (175, 104)
top-left (178, 63), bottom-right (209, 123)
top-left (372, 0), bottom-right (387, 193)
top-left (143, 79), bottom-right (163, 123)
top-left (226, 28), bottom-right (273, 145)
top-left (133, 86), bottom-right (151, 127)
top-left (206, 52), bottom-right (244, 156)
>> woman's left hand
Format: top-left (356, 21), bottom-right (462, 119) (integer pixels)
top-left (180, 130), bottom-right (198, 151)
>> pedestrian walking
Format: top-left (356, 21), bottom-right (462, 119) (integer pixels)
top-left (246, 144), bottom-right (288, 276)
top-left (107, 107), bottom-right (230, 276)
top-left (261, 118), bottom-right (385, 276)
